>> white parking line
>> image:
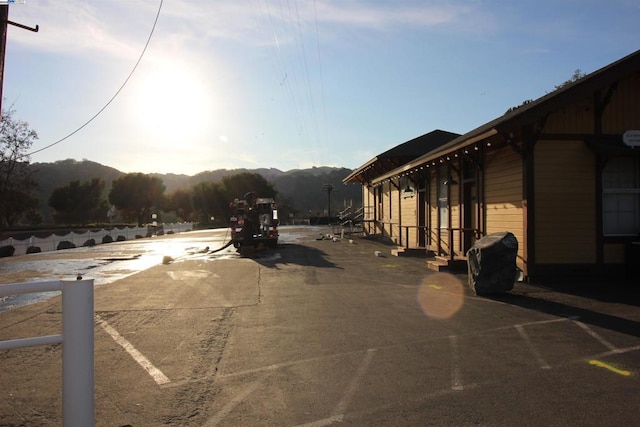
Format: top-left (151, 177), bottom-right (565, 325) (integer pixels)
top-left (334, 348), bottom-right (376, 415)
top-left (202, 379), bottom-right (263, 427)
top-left (95, 315), bottom-right (170, 385)
top-left (449, 335), bottom-right (464, 390)
top-left (571, 319), bottom-right (618, 351)
top-left (515, 324), bottom-right (551, 370)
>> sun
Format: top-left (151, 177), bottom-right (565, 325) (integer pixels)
top-left (132, 61), bottom-right (211, 138)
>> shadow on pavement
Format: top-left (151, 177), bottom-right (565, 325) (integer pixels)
top-left (489, 292), bottom-right (640, 338)
top-left (250, 243), bottom-right (342, 270)
top-left (535, 283), bottom-right (640, 307)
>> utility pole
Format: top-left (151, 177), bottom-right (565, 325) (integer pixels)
top-left (0, 5), bottom-right (8, 116)
top-left (321, 183), bottom-right (334, 225)
top-left (0, 4), bottom-right (39, 120)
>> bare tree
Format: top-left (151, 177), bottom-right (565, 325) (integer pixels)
top-left (0, 108), bottom-right (39, 228)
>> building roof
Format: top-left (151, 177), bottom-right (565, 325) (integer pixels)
top-left (343, 129), bottom-right (460, 184)
top-left (356, 48), bottom-right (640, 185)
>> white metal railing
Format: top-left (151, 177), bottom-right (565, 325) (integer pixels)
top-left (0, 279), bottom-right (95, 426)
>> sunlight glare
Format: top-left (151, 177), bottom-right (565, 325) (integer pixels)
top-left (417, 273), bottom-right (465, 319)
top-left (133, 61), bottom-right (211, 139)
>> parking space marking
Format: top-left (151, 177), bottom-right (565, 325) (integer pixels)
top-left (596, 344), bottom-right (640, 357)
top-left (572, 319), bottom-right (618, 351)
top-left (449, 335), bottom-right (464, 390)
top-left (333, 348), bottom-right (376, 415)
top-left (515, 324), bottom-right (551, 369)
top-left (203, 378), bottom-right (263, 427)
top-left (95, 315), bottom-right (170, 385)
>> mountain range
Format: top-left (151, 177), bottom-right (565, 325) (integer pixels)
top-left (29, 159), bottom-right (362, 222)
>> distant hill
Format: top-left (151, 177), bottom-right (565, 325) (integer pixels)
top-left (29, 159), bottom-right (362, 222)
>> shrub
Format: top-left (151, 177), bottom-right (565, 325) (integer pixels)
top-left (26, 246), bottom-right (41, 254)
top-left (102, 235), bottom-right (113, 244)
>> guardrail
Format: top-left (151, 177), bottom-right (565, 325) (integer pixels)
top-left (0, 279), bottom-right (95, 426)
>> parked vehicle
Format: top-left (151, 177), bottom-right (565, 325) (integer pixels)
top-left (229, 192), bottom-right (279, 249)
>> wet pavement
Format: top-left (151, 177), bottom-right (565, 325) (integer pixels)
top-left (0, 227), bottom-right (317, 312)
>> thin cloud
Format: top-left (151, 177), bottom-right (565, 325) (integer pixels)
top-left (7, 0), bottom-right (154, 60)
top-left (7, 1), bottom-right (495, 60)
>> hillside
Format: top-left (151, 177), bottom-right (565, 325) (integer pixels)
top-left (29, 159), bottom-right (362, 222)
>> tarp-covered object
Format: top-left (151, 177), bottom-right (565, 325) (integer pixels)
top-left (466, 231), bottom-right (518, 295)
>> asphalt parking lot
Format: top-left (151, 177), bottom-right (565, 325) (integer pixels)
top-left (1, 227), bottom-right (639, 426)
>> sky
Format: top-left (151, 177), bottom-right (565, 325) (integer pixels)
top-left (3, 0), bottom-right (640, 176)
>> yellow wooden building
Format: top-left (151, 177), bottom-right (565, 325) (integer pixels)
top-left (344, 49), bottom-right (640, 281)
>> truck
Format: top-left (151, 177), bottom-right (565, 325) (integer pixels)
top-left (229, 192), bottom-right (279, 249)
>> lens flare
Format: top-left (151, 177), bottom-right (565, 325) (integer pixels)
top-left (417, 273), bottom-right (465, 319)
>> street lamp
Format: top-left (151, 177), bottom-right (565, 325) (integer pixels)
top-left (321, 184), bottom-right (334, 225)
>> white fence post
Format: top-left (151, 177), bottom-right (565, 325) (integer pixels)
top-left (62, 279), bottom-right (95, 427)
top-left (0, 279), bottom-right (95, 426)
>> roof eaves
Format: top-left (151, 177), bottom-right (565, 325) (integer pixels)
top-left (371, 48), bottom-right (640, 185)
top-left (371, 128), bottom-right (498, 185)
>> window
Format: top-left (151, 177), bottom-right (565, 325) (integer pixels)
top-left (603, 157), bottom-right (640, 236)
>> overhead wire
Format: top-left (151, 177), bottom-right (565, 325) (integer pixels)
top-left (313, 0), bottom-right (329, 157)
top-left (248, 0), bottom-right (326, 153)
top-left (289, 0), bottom-right (319, 144)
top-left (252, 0), bottom-right (302, 136)
top-left (27, 0), bottom-right (164, 157)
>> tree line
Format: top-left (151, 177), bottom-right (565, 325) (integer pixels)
top-left (0, 109), bottom-right (286, 231)
top-left (49, 171), bottom-right (280, 226)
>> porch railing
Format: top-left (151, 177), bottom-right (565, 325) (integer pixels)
top-left (395, 225), bottom-right (483, 258)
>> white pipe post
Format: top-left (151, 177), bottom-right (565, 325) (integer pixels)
top-left (62, 279), bottom-right (95, 427)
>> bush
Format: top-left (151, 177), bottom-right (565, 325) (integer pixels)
top-left (57, 241), bottom-right (76, 250)
top-left (116, 235), bottom-right (126, 242)
top-left (0, 245), bottom-right (15, 258)
top-left (83, 239), bottom-right (96, 247)
top-left (26, 246), bottom-right (41, 254)
top-left (102, 235), bottom-right (113, 244)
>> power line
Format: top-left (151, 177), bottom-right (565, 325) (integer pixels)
top-left (28, 0), bottom-right (164, 157)
top-left (313, 0), bottom-right (329, 155)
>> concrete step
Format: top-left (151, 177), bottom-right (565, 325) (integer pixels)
top-left (426, 258), bottom-right (449, 272)
top-left (392, 247), bottom-right (431, 257)
top-left (390, 247), bottom-right (405, 257)
top-left (427, 255), bottom-right (468, 272)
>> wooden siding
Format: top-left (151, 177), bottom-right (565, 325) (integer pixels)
top-left (534, 140), bottom-right (596, 264)
top-left (364, 186), bottom-right (375, 235)
top-left (380, 182), bottom-right (391, 238)
top-left (429, 170), bottom-right (439, 250)
top-left (543, 96), bottom-right (595, 134)
top-left (390, 181), bottom-right (400, 243)
top-left (400, 191), bottom-right (418, 248)
top-left (450, 180), bottom-right (461, 256)
top-left (602, 72), bottom-right (640, 133)
top-left (484, 146), bottom-right (525, 270)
